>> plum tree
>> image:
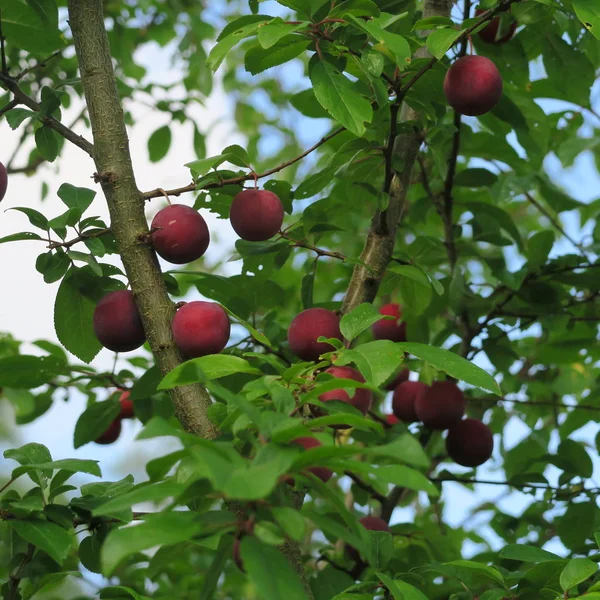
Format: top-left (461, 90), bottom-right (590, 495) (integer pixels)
top-left (318, 366), bottom-right (372, 420)
top-left (290, 437), bottom-right (333, 483)
top-left (150, 204), bottom-right (210, 264)
top-left (371, 303), bottom-right (407, 342)
top-left (384, 368), bottom-right (410, 391)
top-left (446, 418), bottom-right (494, 467)
top-left (229, 189), bottom-right (284, 241)
top-left (443, 55), bottom-right (503, 116)
top-left (172, 301), bottom-right (230, 358)
top-left (118, 391), bottom-right (135, 419)
top-left (392, 381), bottom-right (428, 423)
top-left (95, 419), bottom-right (121, 445)
top-left (287, 307), bottom-right (342, 361)
top-left (475, 9), bottom-right (517, 44)
top-left (93, 290), bottom-right (146, 353)
top-left (415, 380), bottom-right (465, 430)
top-left (347, 516), bottom-right (391, 562)
top-left (0, 161), bottom-right (7, 202)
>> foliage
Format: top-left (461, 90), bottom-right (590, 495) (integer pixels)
top-left (0, 0), bottom-right (599, 599)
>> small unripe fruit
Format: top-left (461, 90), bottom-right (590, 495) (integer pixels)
top-left (232, 538), bottom-right (244, 572)
top-left (0, 161), bottom-right (8, 202)
top-left (443, 55), bottom-right (503, 116)
top-left (290, 437), bottom-right (333, 483)
top-left (347, 516), bottom-right (390, 562)
top-left (230, 189), bottom-right (284, 242)
top-left (475, 9), bottom-right (517, 44)
top-left (446, 418), bottom-right (494, 467)
top-left (415, 380), bottom-right (465, 430)
top-left (93, 290), bottom-right (146, 353)
top-left (151, 204), bottom-right (210, 264)
top-left (172, 301), bottom-right (230, 358)
top-left (95, 419), bottom-right (121, 445)
top-left (287, 308), bottom-right (342, 362)
top-left (384, 368), bottom-right (410, 391)
top-left (318, 366), bottom-right (372, 420)
top-left (392, 381), bottom-right (428, 423)
top-left (372, 303), bottom-right (406, 342)
top-left (119, 391), bottom-right (135, 419)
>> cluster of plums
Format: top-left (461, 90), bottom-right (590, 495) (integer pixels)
top-left (94, 390), bottom-right (136, 444)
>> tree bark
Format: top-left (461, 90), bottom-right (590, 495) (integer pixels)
top-left (66, 0), bottom-right (216, 440)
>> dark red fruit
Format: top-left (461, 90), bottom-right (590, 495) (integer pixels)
top-left (318, 366), bottom-right (372, 421)
top-left (93, 290), bottom-right (146, 353)
top-left (372, 303), bottom-right (407, 342)
top-left (385, 414), bottom-right (399, 426)
top-left (347, 516), bottom-right (391, 562)
top-left (443, 55), bottom-right (503, 116)
top-left (384, 368), bottom-right (410, 391)
top-left (290, 437), bottom-right (333, 483)
top-left (475, 9), bottom-right (517, 44)
top-left (230, 189), bottom-right (284, 242)
top-left (95, 419), bottom-right (122, 445)
top-left (415, 380), bottom-right (465, 430)
top-left (446, 418), bottom-right (494, 467)
top-left (150, 204), bottom-right (210, 264)
top-left (172, 301), bottom-right (230, 358)
top-left (232, 538), bottom-right (244, 572)
top-left (287, 308), bottom-right (343, 362)
top-left (119, 391), bottom-right (135, 419)
top-left (392, 381), bottom-right (428, 423)
top-left (0, 161), bottom-right (8, 202)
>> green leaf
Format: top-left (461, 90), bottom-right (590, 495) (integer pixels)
top-left (340, 303), bottom-right (384, 342)
top-left (439, 560), bottom-right (505, 587)
top-left (257, 18), bottom-right (307, 48)
top-left (5, 442), bottom-right (52, 488)
top-left (245, 37), bottom-right (310, 75)
top-left (309, 56), bottom-right (373, 137)
top-left (271, 507), bottom-right (306, 541)
top-left (158, 355), bottom-right (260, 390)
top-left (12, 458), bottom-right (101, 480)
top-left (9, 520), bottom-right (72, 564)
top-left (240, 536), bottom-right (308, 600)
top-left (560, 557), bottom-right (597, 591)
top-left (426, 28), bottom-right (463, 59)
top-left (5, 107), bottom-right (35, 129)
top-left (57, 183), bottom-right (96, 213)
top-left (454, 168), bottom-right (498, 187)
top-left (330, 0), bottom-right (380, 18)
top-left (199, 535), bottom-right (234, 600)
top-left (376, 572), bottom-right (405, 599)
top-left (8, 206), bottom-right (49, 229)
top-left (0, 354), bottom-right (64, 389)
top-left (527, 230), bottom-right (555, 271)
top-left (338, 340), bottom-right (404, 387)
top-left (0, 231), bottom-right (44, 244)
top-left (207, 22), bottom-right (264, 71)
top-left (574, 0), bottom-right (600, 39)
top-left (148, 125), bottom-right (172, 162)
top-left (374, 465), bottom-right (439, 496)
top-left (54, 268), bottom-right (103, 364)
top-left (73, 398), bottom-right (120, 449)
top-left (99, 586), bottom-right (152, 600)
top-left (499, 544), bottom-right (561, 563)
top-left (396, 343), bottom-right (501, 394)
top-left (35, 126), bottom-right (59, 161)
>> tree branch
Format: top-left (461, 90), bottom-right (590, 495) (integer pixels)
top-left (47, 227), bottom-right (111, 250)
top-left (142, 127), bottom-right (344, 201)
top-left (67, 0), bottom-right (215, 439)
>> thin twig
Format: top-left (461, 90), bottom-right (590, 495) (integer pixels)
top-left (15, 50), bottom-right (63, 81)
top-left (472, 395), bottom-right (600, 412)
top-left (7, 544), bottom-right (34, 600)
top-left (279, 231), bottom-right (346, 261)
top-left (345, 472), bottom-right (386, 504)
top-left (142, 127), bottom-right (344, 201)
top-left (0, 98), bottom-right (17, 118)
top-left (47, 227), bottom-right (111, 250)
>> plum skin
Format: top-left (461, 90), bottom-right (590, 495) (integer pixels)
top-left (384, 368), bottom-right (410, 391)
top-left (446, 418), bottom-right (494, 467)
top-left (475, 9), bottom-right (517, 44)
top-left (287, 308), bottom-right (343, 362)
top-left (0, 161), bottom-right (8, 202)
top-left (290, 437), bottom-right (333, 483)
top-left (172, 301), bottom-right (230, 358)
top-left (230, 189), bottom-right (284, 242)
top-left (415, 380), bottom-right (465, 430)
top-left (95, 419), bottom-right (122, 445)
top-left (347, 516), bottom-right (390, 562)
top-left (318, 365), bottom-right (372, 426)
top-left (443, 55), bottom-right (503, 116)
top-left (372, 303), bottom-right (407, 342)
top-left (392, 381), bottom-right (428, 423)
top-left (119, 391), bottom-right (135, 419)
top-left (151, 204), bottom-right (210, 264)
top-left (93, 290), bottom-right (146, 353)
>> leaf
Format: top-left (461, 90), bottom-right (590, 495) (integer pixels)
top-left (54, 268), bottom-right (103, 363)
top-left (454, 168), bottom-right (498, 187)
top-left (257, 18), bottom-right (307, 48)
top-left (158, 355), bottom-right (260, 390)
top-left (0, 354), bottom-right (64, 389)
top-left (245, 38), bottom-right (310, 75)
top-left (396, 343), bottom-right (501, 394)
top-left (99, 586), bottom-right (152, 600)
top-left (340, 303), bottom-right (384, 342)
top-left (8, 206), bottom-right (49, 229)
top-left (527, 230), bottom-right (555, 271)
top-left (309, 56), bottom-right (373, 137)
top-left (5, 107), bottom-right (35, 129)
top-left (376, 572), bottom-right (405, 599)
top-left (426, 28), bottom-right (463, 59)
top-left (574, 0), bottom-right (600, 39)
top-left (12, 458), bottom-right (101, 480)
top-left (240, 536), bottom-right (308, 600)
top-left (0, 231), bottom-right (44, 244)
top-left (271, 507), bottom-right (306, 541)
top-left (199, 535), bottom-right (234, 600)
top-left (57, 183), bottom-right (96, 213)
top-left (560, 557), bottom-right (597, 591)
top-left (338, 340), bottom-right (404, 387)
top-left (207, 21), bottom-right (264, 71)
top-left (439, 560), bottom-right (505, 587)
top-left (73, 398), bottom-right (121, 449)
top-left (35, 126), bottom-right (59, 161)
top-left (148, 125), bottom-right (172, 162)
top-left (5, 442), bottom-right (53, 488)
top-left (374, 465), bottom-right (439, 496)
top-left (9, 520), bottom-right (72, 564)
top-left (499, 544), bottom-right (561, 563)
